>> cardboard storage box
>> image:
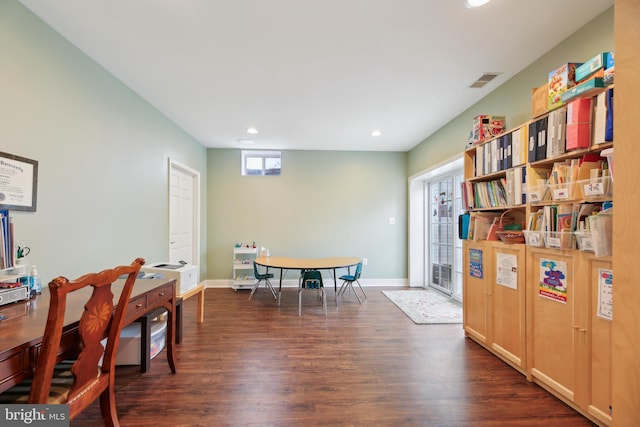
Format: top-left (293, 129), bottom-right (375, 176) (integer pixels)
top-left (472, 115), bottom-right (506, 144)
top-left (604, 51), bottom-right (614, 85)
top-left (531, 83), bottom-right (548, 117)
top-left (548, 62), bottom-right (582, 110)
top-left (575, 52), bottom-right (611, 82)
top-left (561, 77), bottom-right (604, 103)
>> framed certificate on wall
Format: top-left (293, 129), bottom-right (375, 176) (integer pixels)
top-left (0, 151), bottom-right (38, 212)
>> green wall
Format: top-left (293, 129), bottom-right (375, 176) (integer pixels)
top-left (1, 1), bottom-right (208, 281)
top-left (408, 7), bottom-right (614, 177)
top-left (207, 149), bottom-right (407, 280)
top-left (3, 0), bottom-right (614, 285)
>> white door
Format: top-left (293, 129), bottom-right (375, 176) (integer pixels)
top-left (169, 159), bottom-right (200, 267)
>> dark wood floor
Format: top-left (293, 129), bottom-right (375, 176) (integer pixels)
top-left (72, 286), bottom-right (594, 427)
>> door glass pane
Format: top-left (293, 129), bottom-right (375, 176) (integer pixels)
top-left (425, 171), bottom-right (464, 301)
top-left (428, 177), bottom-right (454, 295)
top-left (452, 173), bottom-right (464, 301)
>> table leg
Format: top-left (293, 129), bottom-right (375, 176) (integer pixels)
top-left (138, 315), bottom-right (151, 373)
top-left (197, 287), bottom-right (204, 323)
top-left (175, 297), bottom-right (183, 344)
top-left (333, 268), bottom-right (338, 305)
top-left (277, 268), bottom-right (284, 306)
top-left (166, 305), bottom-right (177, 373)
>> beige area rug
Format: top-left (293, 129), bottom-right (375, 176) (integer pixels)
top-left (382, 289), bottom-right (462, 324)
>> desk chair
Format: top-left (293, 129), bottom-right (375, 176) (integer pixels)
top-left (338, 262), bottom-right (366, 304)
top-left (299, 269), bottom-right (327, 316)
top-left (249, 261), bottom-right (277, 300)
top-left (0, 258), bottom-right (145, 427)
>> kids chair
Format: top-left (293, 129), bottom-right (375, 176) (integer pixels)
top-left (338, 262), bottom-right (366, 303)
top-left (249, 261), bottom-right (277, 300)
top-left (298, 269), bottom-right (327, 316)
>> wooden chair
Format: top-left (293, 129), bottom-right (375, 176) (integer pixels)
top-left (0, 258), bottom-right (144, 427)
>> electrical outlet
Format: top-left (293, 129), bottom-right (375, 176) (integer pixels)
top-left (388, 217), bottom-right (396, 225)
top-left (362, 258), bottom-right (368, 266)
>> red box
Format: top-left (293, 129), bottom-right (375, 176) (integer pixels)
top-left (566, 98), bottom-right (592, 150)
top-left (566, 123), bottom-right (591, 150)
top-left (472, 115), bottom-right (506, 144)
top-left (567, 98), bottom-right (593, 124)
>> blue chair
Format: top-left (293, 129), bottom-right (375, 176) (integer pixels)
top-left (249, 261), bottom-right (277, 300)
top-left (298, 269), bottom-right (327, 316)
top-left (338, 262), bottom-right (366, 303)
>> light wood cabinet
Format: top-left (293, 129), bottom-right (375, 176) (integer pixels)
top-left (526, 247), bottom-right (613, 426)
top-left (582, 253), bottom-right (613, 426)
top-left (463, 240), bottom-right (526, 373)
top-left (490, 242), bottom-right (526, 372)
top-left (463, 240), bottom-right (490, 345)
top-left (526, 246), bottom-right (581, 403)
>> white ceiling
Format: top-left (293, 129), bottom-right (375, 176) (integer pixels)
top-left (20, 0), bottom-right (613, 152)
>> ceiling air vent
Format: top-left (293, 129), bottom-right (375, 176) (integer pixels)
top-left (469, 72), bottom-right (501, 88)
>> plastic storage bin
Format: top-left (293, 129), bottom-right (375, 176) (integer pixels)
top-left (527, 180), bottom-right (549, 203)
top-left (574, 231), bottom-right (595, 252)
top-left (115, 316), bottom-right (167, 366)
top-left (544, 231), bottom-right (575, 249)
top-left (523, 230), bottom-right (544, 247)
top-left (590, 210), bottom-right (613, 257)
top-left (577, 176), bottom-right (613, 201)
top-left (547, 182), bottom-right (575, 201)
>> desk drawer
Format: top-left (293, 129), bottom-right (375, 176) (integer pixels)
top-left (147, 282), bottom-right (174, 306)
top-left (0, 348), bottom-right (29, 392)
top-left (31, 327), bottom-right (81, 367)
top-left (125, 294), bottom-right (148, 321)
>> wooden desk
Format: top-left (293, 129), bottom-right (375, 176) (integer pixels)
top-left (254, 256), bottom-right (360, 306)
top-left (0, 278), bottom-right (178, 393)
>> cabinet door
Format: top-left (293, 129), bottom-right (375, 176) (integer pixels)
top-left (491, 243), bottom-right (526, 372)
top-left (582, 253), bottom-right (613, 425)
top-left (527, 246), bottom-right (579, 402)
top-left (463, 241), bottom-right (491, 344)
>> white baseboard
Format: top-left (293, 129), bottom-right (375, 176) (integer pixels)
top-left (202, 278), bottom-right (408, 289)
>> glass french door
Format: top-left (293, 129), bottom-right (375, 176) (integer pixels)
top-left (426, 173), bottom-right (464, 301)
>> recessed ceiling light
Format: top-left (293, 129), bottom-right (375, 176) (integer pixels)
top-left (465, 0), bottom-right (491, 8)
top-left (246, 127), bottom-right (259, 135)
top-left (371, 130), bottom-right (382, 137)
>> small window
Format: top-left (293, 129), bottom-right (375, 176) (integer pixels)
top-left (242, 151), bottom-right (281, 176)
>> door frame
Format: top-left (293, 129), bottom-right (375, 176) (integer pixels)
top-left (168, 158), bottom-right (201, 269)
top-left (408, 154), bottom-right (463, 288)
